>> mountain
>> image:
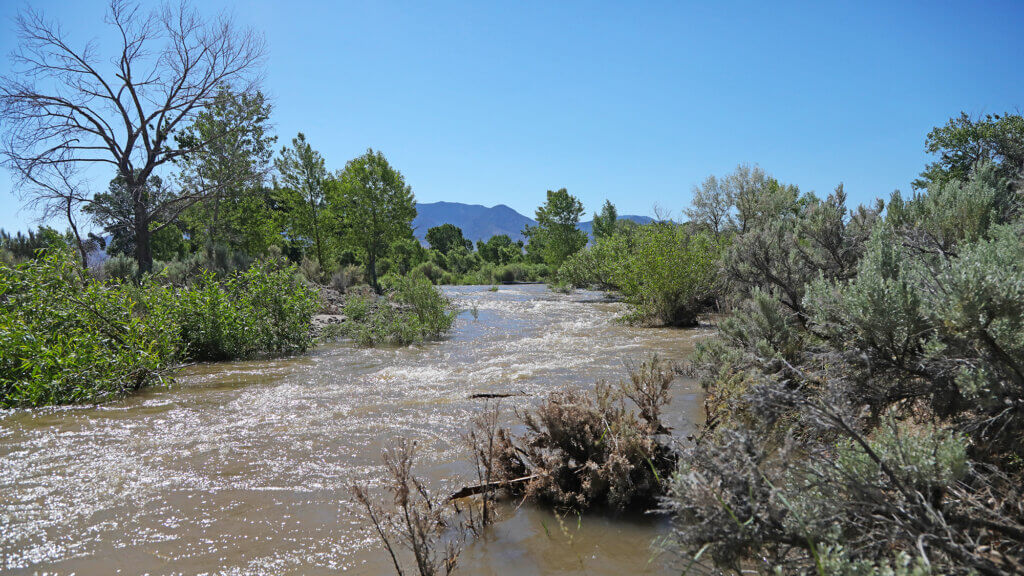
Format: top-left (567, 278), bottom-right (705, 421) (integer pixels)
top-left (413, 202), bottom-right (535, 244)
top-left (578, 215), bottom-right (654, 238)
top-left (412, 201), bottom-right (652, 245)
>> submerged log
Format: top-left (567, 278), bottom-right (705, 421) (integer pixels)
top-left (449, 474), bottom-right (537, 500)
top-left (467, 392), bottom-right (526, 399)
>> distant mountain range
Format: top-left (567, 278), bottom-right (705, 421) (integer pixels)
top-left (412, 201), bottom-right (653, 245)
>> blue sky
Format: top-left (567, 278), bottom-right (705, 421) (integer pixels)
top-left (1, 0), bottom-right (1022, 232)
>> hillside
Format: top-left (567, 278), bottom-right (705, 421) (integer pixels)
top-left (412, 201), bottom-right (653, 244)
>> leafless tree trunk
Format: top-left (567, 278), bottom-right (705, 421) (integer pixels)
top-left (15, 163), bottom-right (94, 268)
top-left (0, 0), bottom-right (266, 273)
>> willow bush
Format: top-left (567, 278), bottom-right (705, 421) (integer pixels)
top-left (0, 251), bottom-right (178, 407)
top-left (1, 252), bottom-right (318, 407)
top-left (340, 275), bottom-right (456, 346)
top-left (560, 222), bottom-right (722, 326)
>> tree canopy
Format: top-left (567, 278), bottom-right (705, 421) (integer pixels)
top-left (333, 149), bottom-right (417, 292)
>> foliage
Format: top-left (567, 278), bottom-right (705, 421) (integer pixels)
top-left (425, 223), bottom-right (472, 254)
top-left (524, 188), bottom-right (588, 268)
top-left (560, 222), bottom-right (721, 326)
top-left (85, 172), bottom-right (190, 262)
top-left (476, 234), bottom-right (523, 265)
top-left (274, 132), bottom-right (334, 275)
top-left (168, 261), bottom-right (317, 361)
top-left (177, 88), bottom-right (278, 256)
top-left (0, 250), bottom-right (178, 407)
top-left (722, 181), bottom-right (879, 315)
top-left (666, 155), bottom-right (1024, 574)
top-left (914, 111), bottom-right (1024, 191)
top-left (340, 276), bottom-right (455, 346)
top-left (685, 174), bottom-right (734, 237)
top-left (0, 0), bottom-right (266, 273)
top-left (591, 199), bottom-right (618, 240)
top-left (333, 148), bottom-right (417, 292)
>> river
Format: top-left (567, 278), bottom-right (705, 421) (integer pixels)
top-left (1, 284), bottom-right (709, 575)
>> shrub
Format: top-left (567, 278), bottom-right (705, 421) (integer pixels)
top-left (100, 254), bottom-right (139, 281)
top-left (411, 261), bottom-right (444, 284)
top-left (487, 356), bottom-right (679, 512)
top-left (665, 168), bottom-right (1024, 574)
top-left (340, 275), bottom-right (456, 346)
top-left (0, 251), bottom-right (178, 407)
top-left (169, 261), bottom-right (318, 361)
top-left (615, 224), bottom-right (722, 326)
top-left (298, 255), bottom-right (323, 284)
top-left (329, 264), bottom-right (364, 292)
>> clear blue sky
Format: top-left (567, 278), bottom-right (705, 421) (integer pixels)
top-left (1, 0), bottom-right (1022, 232)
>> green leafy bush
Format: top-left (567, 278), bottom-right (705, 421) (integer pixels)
top-left (340, 275), bottom-right (456, 346)
top-left (563, 223), bottom-right (722, 326)
top-left (0, 251), bottom-right (178, 407)
top-left (170, 261), bottom-right (318, 361)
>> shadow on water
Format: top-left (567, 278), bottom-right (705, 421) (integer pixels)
top-left (0, 284), bottom-right (709, 575)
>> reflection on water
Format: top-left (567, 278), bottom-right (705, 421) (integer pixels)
top-left (0, 284), bottom-right (710, 574)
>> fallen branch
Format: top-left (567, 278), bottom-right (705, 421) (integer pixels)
top-left (449, 474), bottom-right (537, 500)
top-left (468, 392), bottom-right (526, 399)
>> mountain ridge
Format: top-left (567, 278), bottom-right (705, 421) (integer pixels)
top-left (412, 201), bottom-right (652, 244)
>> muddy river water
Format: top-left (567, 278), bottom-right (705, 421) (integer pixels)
top-left (1, 285), bottom-right (709, 575)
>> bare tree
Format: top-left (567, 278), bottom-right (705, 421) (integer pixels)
top-left (0, 0), bottom-right (267, 273)
top-left (14, 162), bottom-right (96, 267)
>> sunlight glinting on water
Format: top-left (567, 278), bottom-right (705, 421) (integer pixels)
top-left (0, 285), bottom-right (709, 575)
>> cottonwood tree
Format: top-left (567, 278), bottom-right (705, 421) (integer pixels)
top-left (591, 199), bottom-right (618, 240)
top-left (0, 0), bottom-right (267, 273)
top-left (177, 88), bottom-right (277, 256)
top-left (425, 223), bottom-right (472, 255)
top-left (333, 149), bottom-right (417, 292)
top-left (274, 133), bottom-right (332, 270)
top-left (523, 188), bottom-right (587, 268)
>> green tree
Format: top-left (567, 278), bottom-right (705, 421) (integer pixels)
top-left (333, 149), bottom-right (417, 292)
top-left (592, 200), bottom-right (619, 240)
top-left (524, 188), bottom-right (588, 268)
top-left (274, 133), bottom-right (332, 271)
top-left (425, 223), bottom-right (472, 254)
top-left (86, 173), bottom-right (188, 261)
top-left (914, 112), bottom-right (1024, 191)
top-left (177, 89), bottom-right (278, 256)
top-left (477, 234), bottom-right (523, 265)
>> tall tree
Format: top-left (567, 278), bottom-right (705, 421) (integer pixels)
top-left (524, 188), bottom-right (587, 268)
top-left (685, 175), bottom-right (734, 237)
top-left (425, 223), bottom-right (472, 254)
top-left (275, 133), bottom-right (331, 269)
top-left (0, 0), bottom-right (266, 273)
top-left (177, 88), bottom-right (277, 256)
top-left (333, 149), bottom-right (416, 292)
top-left (591, 200), bottom-right (619, 241)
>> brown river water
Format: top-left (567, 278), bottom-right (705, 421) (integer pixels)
top-left (1, 284), bottom-right (709, 575)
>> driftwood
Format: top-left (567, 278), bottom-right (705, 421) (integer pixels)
top-left (449, 475), bottom-right (537, 500)
top-left (467, 392), bottom-right (526, 399)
